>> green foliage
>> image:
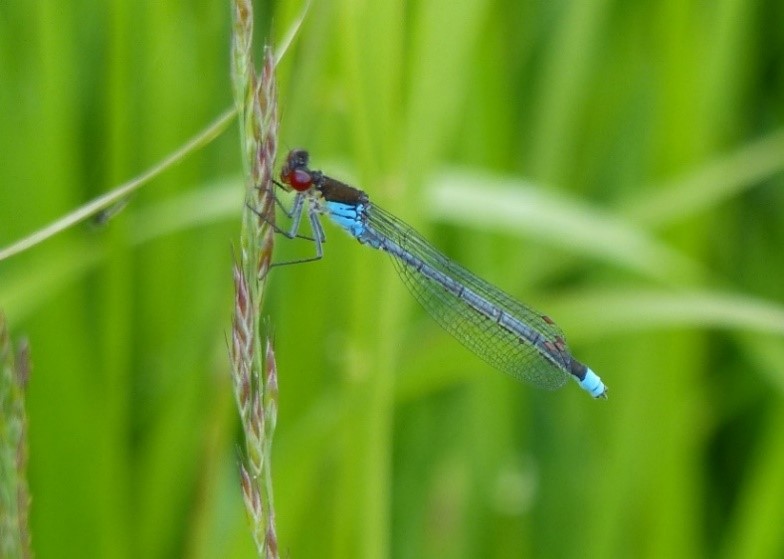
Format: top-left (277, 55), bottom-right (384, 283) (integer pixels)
top-left (1, 0), bottom-right (783, 558)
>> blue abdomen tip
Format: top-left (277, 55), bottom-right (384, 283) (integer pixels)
top-left (579, 368), bottom-right (607, 399)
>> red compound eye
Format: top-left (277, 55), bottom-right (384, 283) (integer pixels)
top-left (283, 168), bottom-right (313, 191)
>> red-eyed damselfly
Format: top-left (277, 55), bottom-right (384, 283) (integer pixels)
top-left (271, 149), bottom-right (607, 399)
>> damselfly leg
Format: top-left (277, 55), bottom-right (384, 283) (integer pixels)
top-left (247, 186), bottom-right (327, 266)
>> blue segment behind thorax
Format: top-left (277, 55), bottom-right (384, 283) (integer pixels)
top-left (326, 201), bottom-right (366, 238)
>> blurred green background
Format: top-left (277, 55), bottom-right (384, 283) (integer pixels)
top-left (2, 0), bottom-right (784, 557)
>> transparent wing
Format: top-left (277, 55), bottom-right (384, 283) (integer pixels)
top-left (365, 203), bottom-right (571, 390)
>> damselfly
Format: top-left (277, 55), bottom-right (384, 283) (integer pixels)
top-left (270, 149), bottom-right (607, 399)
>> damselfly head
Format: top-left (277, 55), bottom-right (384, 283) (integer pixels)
top-left (282, 168), bottom-right (313, 192)
top-left (281, 149), bottom-right (314, 191)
